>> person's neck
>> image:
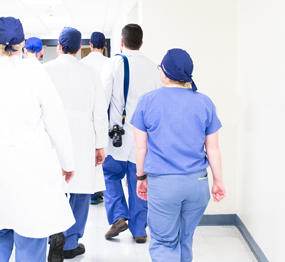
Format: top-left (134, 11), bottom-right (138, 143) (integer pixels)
top-left (91, 48), bottom-right (103, 54)
top-left (59, 52), bottom-right (76, 57)
top-left (164, 79), bottom-right (184, 87)
top-left (26, 53), bottom-right (38, 60)
top-left (121, 46), bottom-right (139, 52)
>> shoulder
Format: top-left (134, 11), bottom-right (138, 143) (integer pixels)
top-left (138, 88), bottom-right (162, 103)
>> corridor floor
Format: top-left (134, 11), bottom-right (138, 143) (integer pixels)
top-left (10, 200), bottom-right (258, 262)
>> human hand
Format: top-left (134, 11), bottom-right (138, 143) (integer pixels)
top-left (95, 148), bottom-right (105, 166)
top-left (137, 180), bottom-right (147, 201)
top-left (212, 181), bottom-right (226, 202)
top-left (62, 169), bottom-right (74, 183)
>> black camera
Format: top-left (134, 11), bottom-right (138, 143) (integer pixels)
top-left (109, 124), bottom-right (125, 147)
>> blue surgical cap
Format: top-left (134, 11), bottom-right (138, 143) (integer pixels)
top-left (0, 17), bottom-right (25, 52)
top-left (161, 48), bottom-right (197, 92)
top-left (59, 27), bottom-right (81, 54)
top-left (90, 32), bottom-right (105, 48)
top-left (26, 37), bottom-right (42, 57)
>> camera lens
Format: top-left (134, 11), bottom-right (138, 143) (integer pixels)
top-left (113, 132), bottom-right (122, 147)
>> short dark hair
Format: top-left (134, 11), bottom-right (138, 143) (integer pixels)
top-left (64, 48), bottom-right (78, 54)
top-left (121, 24), bottom-right (143, 50)
top-left (92, 44), bottom-right (104, 50)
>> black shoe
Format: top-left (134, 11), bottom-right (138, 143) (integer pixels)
top-left (64, 243), bottom-right (85, 259)
top-left (48, 233), bottom-right (65, 262)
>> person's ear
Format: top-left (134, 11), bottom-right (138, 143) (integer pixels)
top-left (89, 42), bottom-right (93, 49)
top-left (140, 40), bottom-right (143, 48)
top-left (77, 45), bottom-right (82, 53)
top-left (121, 39), bottom-right (124, 47)
top-left (24, 48), bottom-right (28, 55)
top-left (57, 43), bottom-right (62, 51)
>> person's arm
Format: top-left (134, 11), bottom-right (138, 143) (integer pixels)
top-left (133, 126), bottom-right (148, 201)
top-left (205, 131), bottom-right (226, 202)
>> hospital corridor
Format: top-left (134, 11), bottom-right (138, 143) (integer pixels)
top-left (1, 0), bottom-right (284, 262)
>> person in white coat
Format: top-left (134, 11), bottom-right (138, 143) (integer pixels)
top-left (44, 27), bottom-right (108, 259)
top-left (80, 31), bottom-right (108, 75)
top-left (101, 24), bottom-right (162, 243)
top-left (0, 17), bottom-right (75, 262)
top-left (24, 37), bottom-right (44, 64)
top-left (80, 31), bottom-right (109, 205)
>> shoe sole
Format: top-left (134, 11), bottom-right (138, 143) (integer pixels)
top-left (64, 244), bottom-right (85, 259)
top-left (105, 224), bottom-right (129, 239)
top-left (48, 233), bottom-right (65, 262)
top-left (64, 249), bottom-right (85, 259)
top-left (133, 236), bottom-right (147, 244)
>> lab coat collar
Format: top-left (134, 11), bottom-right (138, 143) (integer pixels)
top-left (57, 54), bottom-right (78, 63)
top-left (122, 50), bottom-right (144, 57)
top-left (88, 52), bottom-right (104, 57)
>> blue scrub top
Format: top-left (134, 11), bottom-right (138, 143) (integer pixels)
top-left (130, 85), bottom-right (222, 175)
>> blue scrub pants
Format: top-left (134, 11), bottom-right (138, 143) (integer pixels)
top-left (64, 193), bottom-right (91, 250)
top-left (0, 229), bottom-right (47, 262)
top-left (147, 169), bottom-right (210, 262)
top-left (103, 155), bottom-right (147, 237)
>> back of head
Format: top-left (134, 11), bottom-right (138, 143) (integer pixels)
top-left (161, 48), bottom-right (198, 91)
top-left (59, 27), bottom-right (81, 54)
top-left (90, 32), bottom-right (105, 49)
top-left (26, 37), bottom-right (42, 57)
top-left (121, 24), bottom-right (143, 50)
top-left (0, 16), bottom-right (25, 56)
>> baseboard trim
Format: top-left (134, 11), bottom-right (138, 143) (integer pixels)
top-left (198, 214), bottom-right (269, 262)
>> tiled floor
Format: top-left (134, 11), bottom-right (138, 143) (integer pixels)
top-left (9, 200), bottom-right (258, 262)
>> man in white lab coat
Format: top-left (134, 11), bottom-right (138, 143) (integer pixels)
top-left (44, 27), bottom-right (108, 259)
top-left (101, 24), bottom-right (161, 243)
top-left (80, 31), bottom-right (108, 75)
top-left (80, 31), bottom-right (109, 205)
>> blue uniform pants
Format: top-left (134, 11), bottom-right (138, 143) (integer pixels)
top-left (103, 155), bottom-right (147, 237)
top-left (147, 170), bottom-right (210, 262)
top-left (64, 193), bottom-right (91, 250)
top-left (0, 229), bottom-right (47, 262)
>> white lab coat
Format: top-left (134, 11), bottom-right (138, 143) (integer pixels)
top-left (101, 50), bottom-right (162, 163)
top-left (80, 51), bottom-right (108, 75)
top-left (0, 55), bottom-right (75, 238)
top-left (44, 54), bottom-right (108, 194)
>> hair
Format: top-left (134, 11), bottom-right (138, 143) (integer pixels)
top-left (92, 44), bottom-right (104, 50)
top-left (0, 43), bottom-right (22, 57)
top-left (26, 49), bottom-right (36, 54)
top-left (168, 78), bottom-right (192, 88)
top-left (121, 24), bottom-right (143, 50)
top-left (67, 48), bottom-right (78, 54)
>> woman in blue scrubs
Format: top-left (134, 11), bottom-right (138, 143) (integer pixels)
top-left (131, 48), bottom-right (226, 262)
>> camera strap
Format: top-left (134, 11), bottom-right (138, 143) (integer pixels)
top-left (115, 53), bottom-right (130, 125)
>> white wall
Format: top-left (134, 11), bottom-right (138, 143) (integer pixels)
top-left (236, 1), bottom-right (285, 261)
top-left (139, 0), bottom-right (238, 215)
top-left (110, 0), bottom-right (138, 56)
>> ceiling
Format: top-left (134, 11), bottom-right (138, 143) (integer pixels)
top-left (0, 0), bottom-right (122, 39)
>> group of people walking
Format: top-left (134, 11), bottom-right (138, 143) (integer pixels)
top-left (0, 16), bottom-right (226, 262)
